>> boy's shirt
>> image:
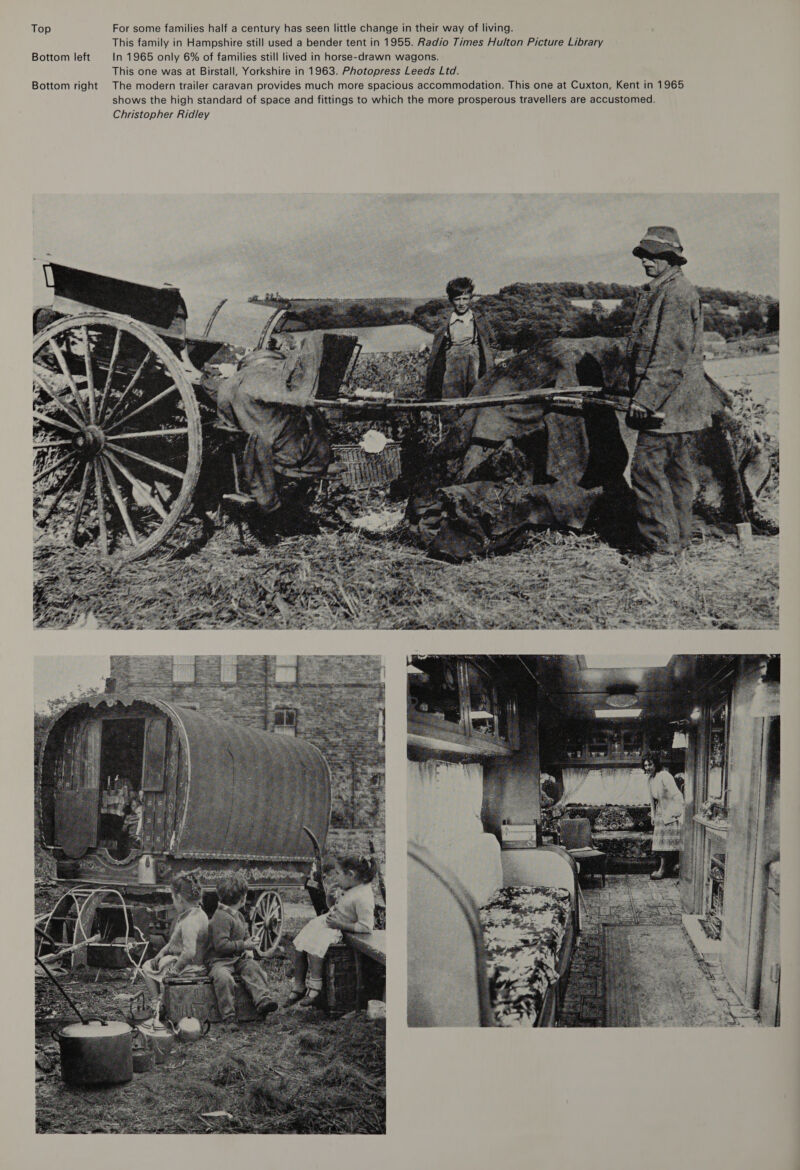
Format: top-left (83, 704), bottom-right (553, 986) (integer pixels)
top-left (448, 309), bottom-right (476, 346)
top-left (206, 904), bottom-right (251, 964)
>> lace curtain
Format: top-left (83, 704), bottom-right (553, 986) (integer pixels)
top-left (561, 766), bottom-right (651, 806)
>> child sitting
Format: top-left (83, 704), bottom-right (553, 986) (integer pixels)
top-left (287, 854), bottom-right (377, 1007)
top-left (206, 872), bottom-right (279, 1029)
top-left (140, 873), bottom-right (208, 1020)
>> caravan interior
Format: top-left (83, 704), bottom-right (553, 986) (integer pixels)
top-left (408, 654), bottom-right (780, 1028)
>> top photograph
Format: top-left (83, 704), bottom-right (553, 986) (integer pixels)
top-left (32, 193), bottom-right (778, 630)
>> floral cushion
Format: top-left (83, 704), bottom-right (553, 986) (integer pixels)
top-left (479, 886), bottom-right (572, 1027)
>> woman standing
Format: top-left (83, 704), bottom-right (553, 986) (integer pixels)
top-left (643, 753), bottom-right (685, 879)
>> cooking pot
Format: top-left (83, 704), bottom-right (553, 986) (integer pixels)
top-left (53, 1019), bottom-right (133, 1086)
top-left (176, 1016), bottom-right (210, 1042)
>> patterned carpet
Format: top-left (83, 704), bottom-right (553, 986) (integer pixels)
top-left (604, 923), bottom-right (732, 1027)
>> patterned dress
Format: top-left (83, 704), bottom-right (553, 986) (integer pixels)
top-left (649, 770), bottom-right (685, 851)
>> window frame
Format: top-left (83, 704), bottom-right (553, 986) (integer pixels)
top-left (273, 707), bottom-right (297, 736)
top-left (172, 655), bottom-right (195, 684)
top-left (275, 655), bottom-right (298, 685)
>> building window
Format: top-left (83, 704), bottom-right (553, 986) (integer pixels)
top-left (275, 655), bottom-right (298, 684)
top-left (172, 655), bottom-right (195, 683)
top-left (274, 708), bottom-right (297, 736)
top-left (378, 707), bottom-right (385, 744)
top-left (220, 656), bottom-right (237, 684)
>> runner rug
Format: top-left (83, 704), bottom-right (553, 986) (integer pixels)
top-left (603, 923), bottom-right (731, 1027)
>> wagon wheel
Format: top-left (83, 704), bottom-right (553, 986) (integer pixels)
top-left (33, 312), bottom-right (202, 560)
top-left (250, 891), bottom-right (284, 958)
top-left (37, 888), bottom-right (108, 968)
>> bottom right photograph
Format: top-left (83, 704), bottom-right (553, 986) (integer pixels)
top-left (407, 653), bottom-right (780, 1028)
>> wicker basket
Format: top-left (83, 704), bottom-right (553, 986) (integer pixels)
top-left (331, 442), bottom-right (402, 488)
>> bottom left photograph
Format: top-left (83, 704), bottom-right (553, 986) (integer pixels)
top-left (33, 654), bottom-right (386, 1134)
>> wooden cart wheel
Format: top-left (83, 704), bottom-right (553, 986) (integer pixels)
top-left (250, 891), bottom-right (284, 958)
top-left (37, 888), bottom-right (107, 968)
top-left (33, 312), bottom-right (202, 560)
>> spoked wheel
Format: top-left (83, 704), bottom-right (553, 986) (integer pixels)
top-left (33, 312), bottom-right (202, 560)
top-left (250, 891), bottom-right (284, 958)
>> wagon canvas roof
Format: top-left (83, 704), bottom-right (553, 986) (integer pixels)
top-left (43, 693), bottom-right (331, 862)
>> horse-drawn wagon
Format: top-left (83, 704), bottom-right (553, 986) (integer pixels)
top-left (33, 261), bottom-right (369, 559)
top-left (37, 691), bottom-right (331, 968)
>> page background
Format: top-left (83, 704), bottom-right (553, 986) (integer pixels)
top-left (3, 0), bottom-right (798, 1165)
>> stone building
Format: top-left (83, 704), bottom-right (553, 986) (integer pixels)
top-left (108, 655), bottom-right (385, 857)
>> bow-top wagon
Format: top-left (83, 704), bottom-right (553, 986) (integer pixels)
top-left (37, 691), bottom-right (331, 967)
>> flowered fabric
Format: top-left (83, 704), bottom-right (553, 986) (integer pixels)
top-left (479, 886), bottom-right (572, 1027)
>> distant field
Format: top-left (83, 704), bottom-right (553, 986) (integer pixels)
top-left (705, 352), bottom-right (779, 435)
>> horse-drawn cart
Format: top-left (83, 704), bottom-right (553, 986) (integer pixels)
top-left (33, 262), bottom-right (369, 559)
top-left (33, 262), bottom-right (612, 561)
top-left (37, 692), bottom-right (331, 969)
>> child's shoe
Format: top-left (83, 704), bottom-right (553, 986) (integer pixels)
top-left (256, 998), bottom-right (279, 1017)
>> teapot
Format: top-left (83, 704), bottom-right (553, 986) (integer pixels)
top-left (176, 1015), bottom-right (210, 1042)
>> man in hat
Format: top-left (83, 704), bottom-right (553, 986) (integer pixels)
top-left (626, 226), bottom-right (711, 553)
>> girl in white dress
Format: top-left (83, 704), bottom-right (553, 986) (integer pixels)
top-left (287, 855), bottom-right (377, 1007)
top-left (643, 753), bottom-right (685, 879)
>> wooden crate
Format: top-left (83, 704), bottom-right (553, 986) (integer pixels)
top-left (162, 976), bottom-right (258, 1024)
top-left (324, 943), bottom-right (362, 1017)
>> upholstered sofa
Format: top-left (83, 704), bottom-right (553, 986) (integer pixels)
top-left (408, 833), bottom-right (579, 1027)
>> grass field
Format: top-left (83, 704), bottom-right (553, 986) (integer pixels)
top-left (34, 522), bottom-right (778, 630)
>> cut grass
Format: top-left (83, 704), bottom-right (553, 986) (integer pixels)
top-left (34, 524), bottom-right (778, 630)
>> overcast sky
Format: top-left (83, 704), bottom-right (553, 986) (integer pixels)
top-left (34, 657), bottom-right (109, 710)
top-left (33, 194), bottom-right (778, 300)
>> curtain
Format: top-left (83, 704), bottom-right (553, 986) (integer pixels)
top-left (561, 766), bottom-right (650, 806)
top-left (408, 760), bottom-right (484, 852)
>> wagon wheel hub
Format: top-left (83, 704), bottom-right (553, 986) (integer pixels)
top-left (73, 424), bottom-right (106, 457)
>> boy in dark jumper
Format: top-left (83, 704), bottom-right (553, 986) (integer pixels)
top-left (206, 872), bottom-right (279, 1029)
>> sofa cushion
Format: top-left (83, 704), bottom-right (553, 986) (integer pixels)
top-left (479, 886), bottom-right (572, 1027)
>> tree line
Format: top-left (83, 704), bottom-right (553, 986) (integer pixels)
top-left (251, 282), bottom-right (778, 351)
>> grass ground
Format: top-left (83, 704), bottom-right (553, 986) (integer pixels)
top-left (35, 890), bottom-right (385, 1134)
top-left (34, 523), bottom-right (778, 630)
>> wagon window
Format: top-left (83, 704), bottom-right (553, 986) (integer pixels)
top-left (172, 655), bottom-right (195, 683)
top-left (274, 708), bottom-right (297, 736)
top-left (275, 655), bottom-right (298, 684)
top-left (220, 655), bottom-right (238, 684)
top-left (142, 718), bottom-right (168, 791)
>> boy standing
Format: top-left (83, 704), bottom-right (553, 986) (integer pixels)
top-left (425, 277), bottom-right (495, 401)
top-left (206, 872), bottom-right (279, 1029)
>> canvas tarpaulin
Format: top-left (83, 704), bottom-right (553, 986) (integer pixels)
top-left (405, 335), bottom-right (775, 560)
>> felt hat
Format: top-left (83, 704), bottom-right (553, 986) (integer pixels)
top-left (632, 226), bottom-right (687, 265)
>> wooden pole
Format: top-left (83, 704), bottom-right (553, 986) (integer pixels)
top-left (328, 385), bottom-right (604, 413)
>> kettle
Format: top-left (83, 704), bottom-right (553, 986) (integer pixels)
top-left (176, 1015), bottom-right (210, 1042)
top-left (136, 1016), bottom-right (178, 1063)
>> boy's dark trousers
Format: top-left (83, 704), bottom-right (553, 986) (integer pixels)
top-left (209, 955), bottom-right (272, 1021)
